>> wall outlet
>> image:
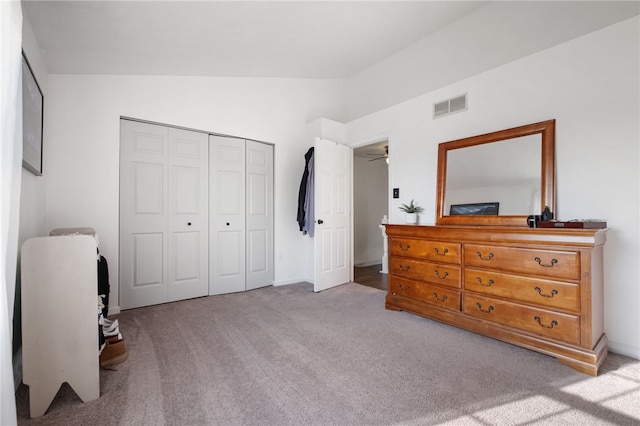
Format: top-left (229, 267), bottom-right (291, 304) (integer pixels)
top-left (393, 188), bottom-right (400, 199)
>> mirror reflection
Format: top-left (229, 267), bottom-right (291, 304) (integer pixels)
top-left (444, 134), bottom-right (541, 216)
top-left (436, 119), bottom-right (555, 227)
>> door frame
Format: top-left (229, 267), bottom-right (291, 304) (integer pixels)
top-left (350, 135), bottom-right (391, 279)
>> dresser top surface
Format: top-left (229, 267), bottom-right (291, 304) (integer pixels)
top-left (384, 224), bottom-right (606, 248)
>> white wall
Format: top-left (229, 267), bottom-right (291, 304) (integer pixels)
top-left (44, 75), bottom-right (347, 312)
top-left (354, 155), bottom-right (388, 265)
top-left (346, 17), bottom-right (640, 358)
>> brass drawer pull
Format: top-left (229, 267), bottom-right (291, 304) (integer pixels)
top-left (476, 251), bottom-right (494, 261)
top-left (475, 303), bottom-right (494, 313)
top-left (534, 257), bottom-right (558, 267)
top-left (476, 277), bottom-right (494, 287)
top-left (391, 282), bottom-right (410, 296)
top-left (434, 269), bottom-right (449, 279)
top-left (399, 243), bottom-right (410, 252)
top-left (398, 264), bottom-right (411, 272)
top-left (434, 248), bottom-right (449, 256)
top-left (534, 316), bottom-right (558, 329)
top-left (534, 287), bottom-right (558, 298)
top-left (433, 292), bottom-right (448, 302)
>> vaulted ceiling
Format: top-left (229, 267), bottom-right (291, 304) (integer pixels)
top-left (23, 1), bottom-right (488, 78)
top-left (23, 1), bottom-right (639, 80)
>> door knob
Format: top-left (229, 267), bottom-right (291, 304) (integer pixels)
top-left (226, 222), bottom-right (230, 226)
top-left (187, 222), bottom-right (192, 226)
top-left (317, 219), bottom-right (324, 224)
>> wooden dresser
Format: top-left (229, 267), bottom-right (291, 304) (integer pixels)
top-left (385, 224), bottom-right (607, 375)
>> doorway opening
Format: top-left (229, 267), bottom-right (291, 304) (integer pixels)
top-left (353, 140), bottom-right (389, 291)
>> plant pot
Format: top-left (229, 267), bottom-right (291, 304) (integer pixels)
top-left (405, 213), bottom-right (417, 224)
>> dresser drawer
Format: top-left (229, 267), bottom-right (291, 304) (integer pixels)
top-left (389, 277), bottom-right (461, 312)
top-left (464, 268), bottom-right (579, 312)
top-left (389, 238), bottom-right (460, 264)
top-left (463, 294), bottom-right (580, 345)
top-left (464, 244), bottom-right (579, 280)
top-left (390, 257), bottom-right (461, 288)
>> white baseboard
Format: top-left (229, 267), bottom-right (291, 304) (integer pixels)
top-left (608, 340), bottom-right (640, 360)
top-left (354, 260), bottom-right (382, 267)
top-left (108, 306), bottom-right (121, 316)
top-left (273, 277), bottom-right (313, 286)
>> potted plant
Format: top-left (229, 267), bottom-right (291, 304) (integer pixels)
top-left (399, 199), bottom-right (423, 224)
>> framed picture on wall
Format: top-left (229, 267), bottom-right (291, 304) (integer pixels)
top-left (22, 50), bottom-right (43, 176)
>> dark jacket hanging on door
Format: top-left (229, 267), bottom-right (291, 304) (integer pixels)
top-left (303, 149), bottom-right (315, 237)
top-left (297, 147), bottom-right (314, 234)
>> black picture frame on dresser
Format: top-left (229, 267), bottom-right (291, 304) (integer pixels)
top-left (450, 202), bottom-right (499, 216)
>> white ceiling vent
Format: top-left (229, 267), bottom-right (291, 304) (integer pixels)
top-left (433, 94), bottom-right (467, 119)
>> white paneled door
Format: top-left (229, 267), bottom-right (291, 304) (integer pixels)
top-left (209, 136), bottom-right (274, 295)
top-left (314, 137), bottom-right (352, 292)
top-left (209, 135), bottom-right (246, 294)
top-left (245, 140), bottom-right (274, 291)
top-left (120, 120), bottom-right (209, 309)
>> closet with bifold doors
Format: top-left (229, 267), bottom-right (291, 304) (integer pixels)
top-left (119, 119), bottom-right (273, 310)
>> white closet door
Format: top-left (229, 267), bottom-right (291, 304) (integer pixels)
top-left (166, 127), bottom-right (210, 302)
top-left (245, 140), bottom-right (274, 290)
top-left (120, 121), bottom-right (169, 309)
top-left (209, 135), bottom-right (246, 295)
top-left (120, 120), bottom-right (208, 309)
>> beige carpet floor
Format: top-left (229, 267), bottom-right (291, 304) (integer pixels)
top-left (15, 282), bottom-right (640, 425)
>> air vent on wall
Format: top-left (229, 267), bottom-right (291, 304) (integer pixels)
top-left (433, 94), bottom-right (467, 119)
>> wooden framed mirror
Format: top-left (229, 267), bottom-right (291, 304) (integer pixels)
top-left (436, 120), bottom-right (555, 227)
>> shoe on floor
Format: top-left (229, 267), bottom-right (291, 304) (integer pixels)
top-left (103, 318), bottom-right (118, 328)
top-left (100, 338), bottom-right (128, 367)
top-left (103, 326), bottom-right (122, 341)
top-left (102, 321), bottom-right (119, 333)
top-left (105, 334), bottom-right (123, 344)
